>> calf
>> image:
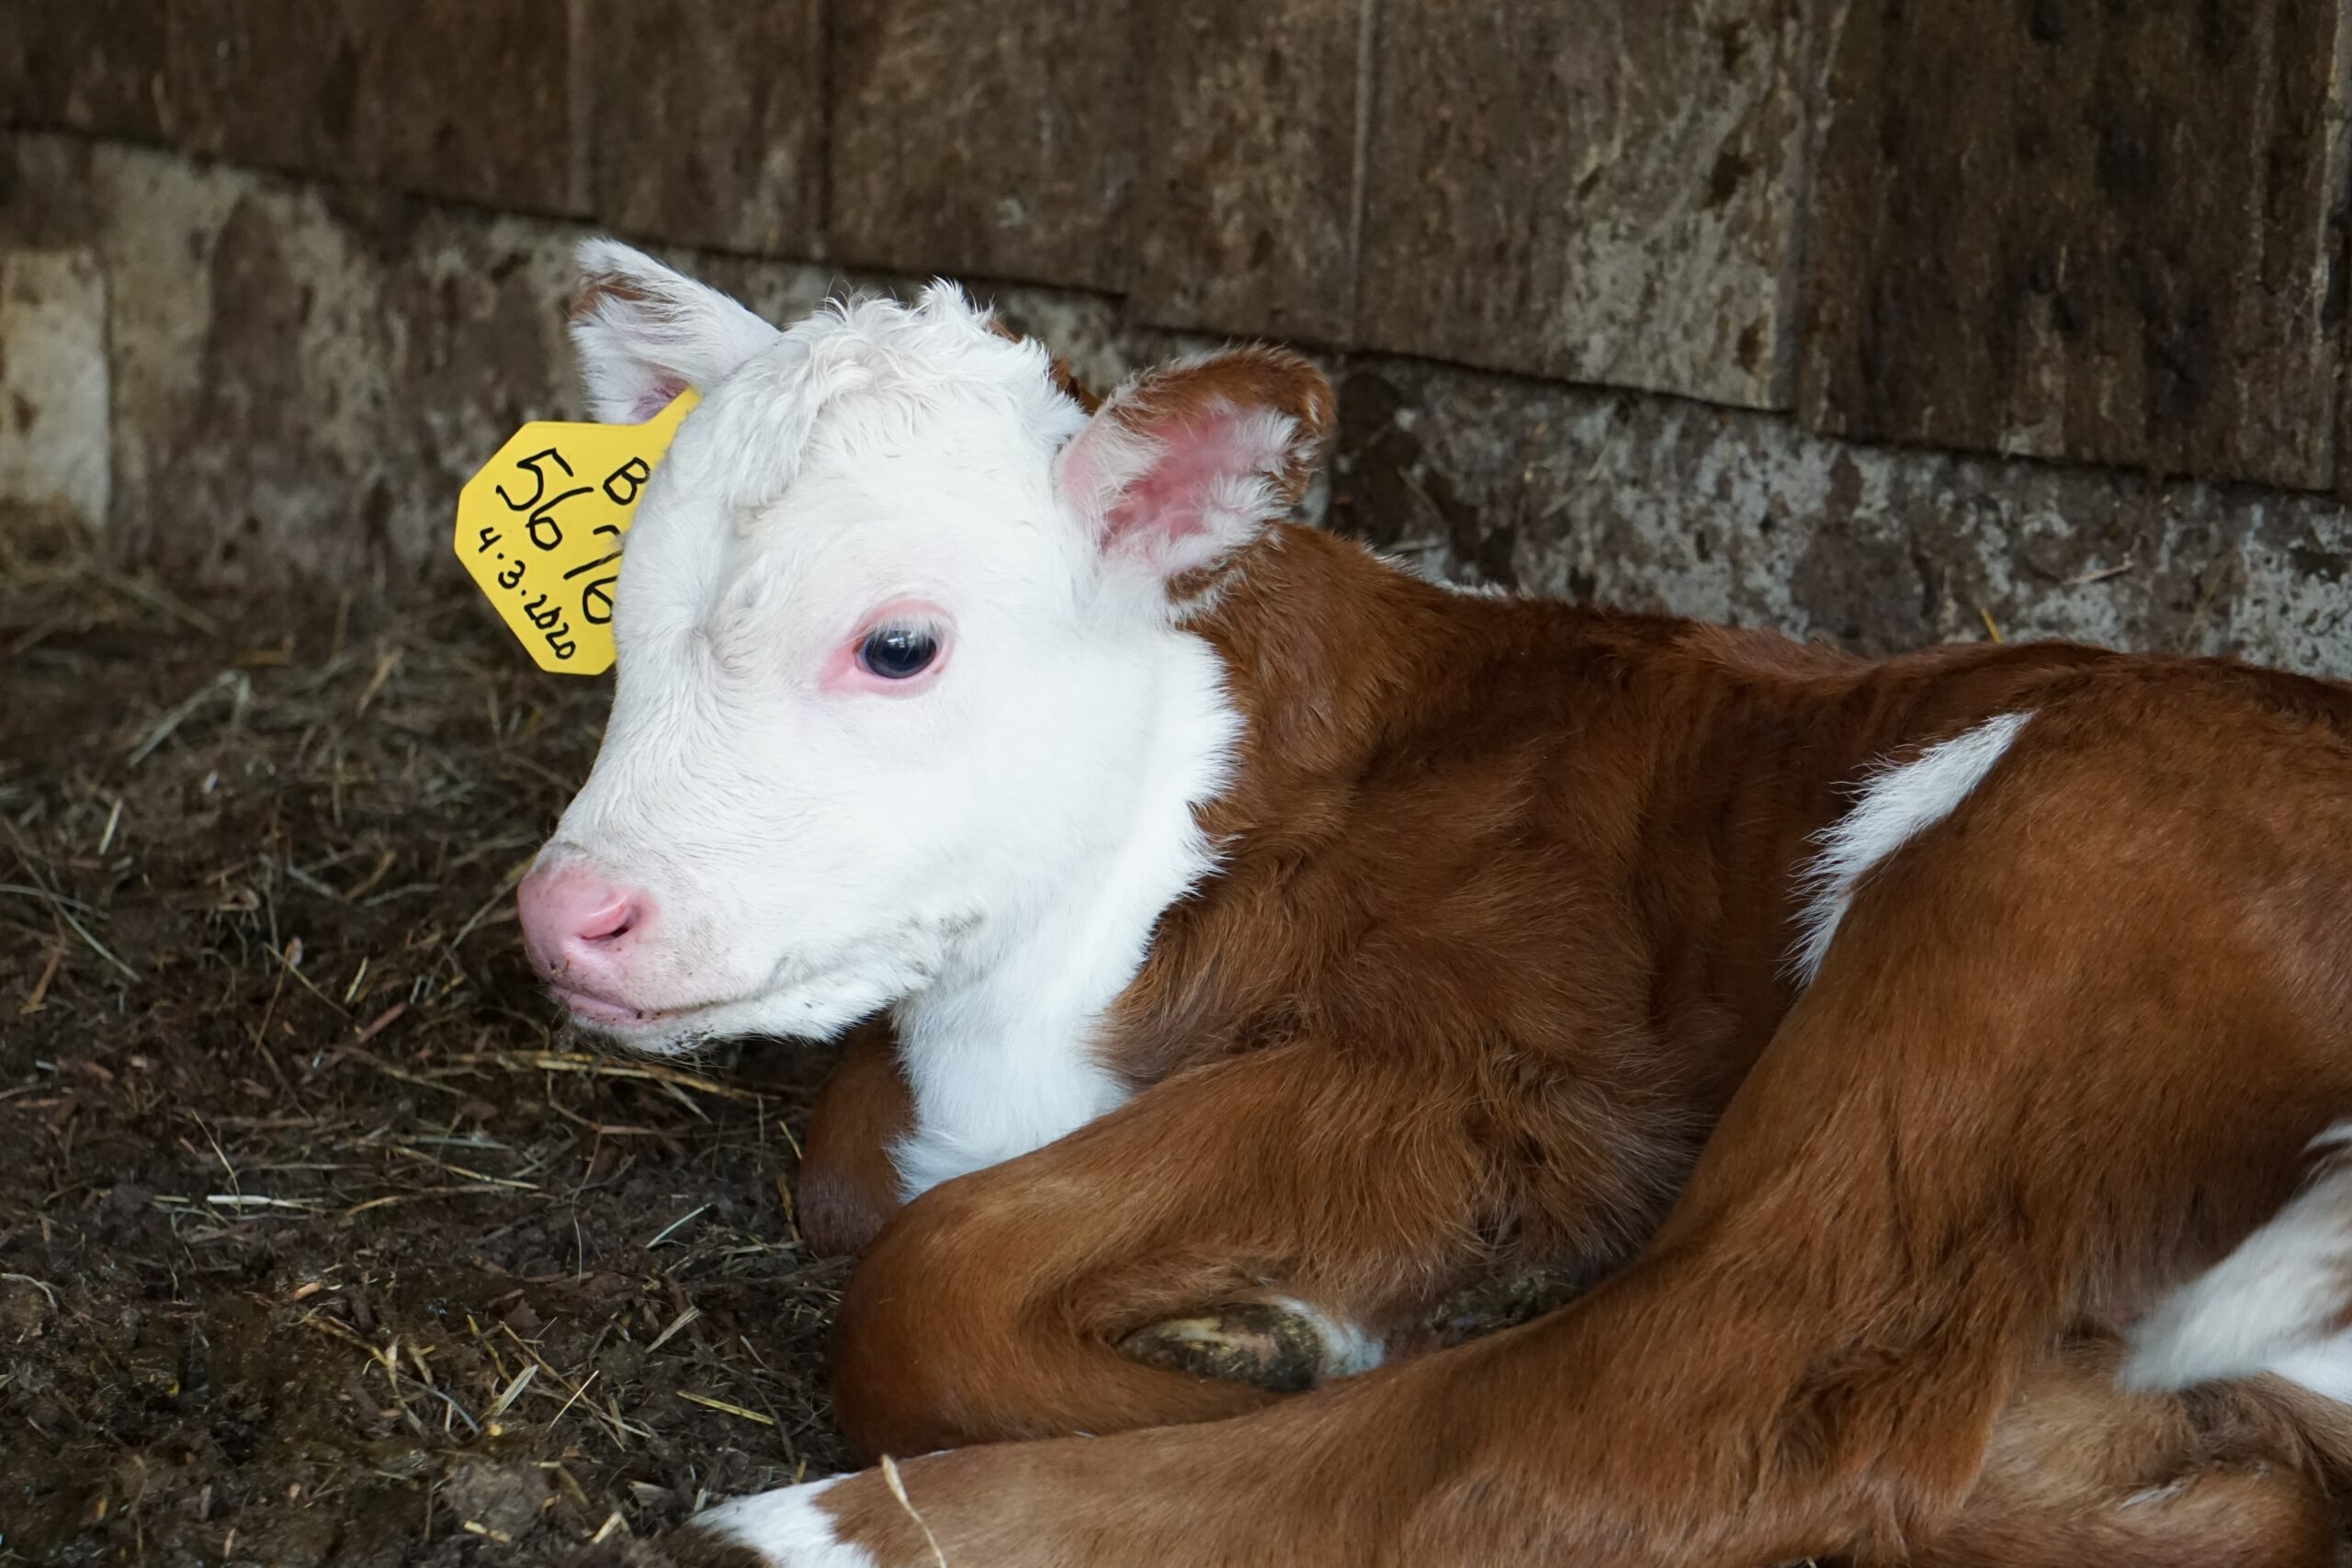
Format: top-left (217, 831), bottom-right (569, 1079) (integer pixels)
top-left (526, 241), bottom-right (2352, 1567)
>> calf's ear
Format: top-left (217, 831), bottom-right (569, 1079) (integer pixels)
top-left (1052, 347), bottom-right (1333, 587)
top-left (568, 239), bottom-right (780, 423)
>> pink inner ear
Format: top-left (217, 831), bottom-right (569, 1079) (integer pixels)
top-left (628, 375), bottom-right (686, 424)
top-left (1102, 403), bottom-right (1282, 554)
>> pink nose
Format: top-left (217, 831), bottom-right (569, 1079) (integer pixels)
top-left (516, 860), bottom-right (650, 1004)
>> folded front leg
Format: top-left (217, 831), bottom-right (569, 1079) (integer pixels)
top-left (826, 1039), bottom-right (1506, 1457)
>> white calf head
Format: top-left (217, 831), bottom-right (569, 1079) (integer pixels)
top-left (517, 241), bottom-right (1331, 1053)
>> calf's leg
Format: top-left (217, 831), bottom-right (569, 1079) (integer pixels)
top-left (826, 1040), bottom-right (1517, 1456)
top-left (795, 1019), bottom-right (912, 1259)
top-left (1886, 1342), bottom-right (2347, 1568)
top-left (797, 1022), bottom-right (1474, 1394)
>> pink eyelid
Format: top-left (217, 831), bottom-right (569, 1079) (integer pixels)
top-left (820, 598), bottom-right (954, 696)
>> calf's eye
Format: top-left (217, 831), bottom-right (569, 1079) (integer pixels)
top-left (858, 626), bottom-right (940, 680)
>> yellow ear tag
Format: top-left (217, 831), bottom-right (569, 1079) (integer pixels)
top-left (453, 390), bottom-right (699, 675)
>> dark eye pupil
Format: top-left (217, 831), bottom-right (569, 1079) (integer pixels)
top-left (860, 626), bottom-right (938, 680)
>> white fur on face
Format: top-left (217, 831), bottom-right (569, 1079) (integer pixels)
top-left (537, 254), bottom-right (1244, 1191)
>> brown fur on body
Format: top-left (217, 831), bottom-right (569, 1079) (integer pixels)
top-left (688, 331), bottom-right (2352, 1562)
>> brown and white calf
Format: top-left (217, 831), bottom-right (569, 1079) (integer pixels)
top-left (524, 241), bottom-right (2352, 1567)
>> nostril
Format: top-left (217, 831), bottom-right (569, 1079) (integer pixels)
top-left (518, 862), bottom-right (652, 979)
top-left (575, 900), bottom-right (637, 946)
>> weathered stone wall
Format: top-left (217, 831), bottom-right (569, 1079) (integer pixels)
top-left (1333, 361), bottom-right (2352, 675)
top-left (6, 0), bottom-right (2352, 674)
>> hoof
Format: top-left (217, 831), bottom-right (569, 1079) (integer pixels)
top-left (1420, 1260), bottom-right (1593, 1348)
top-left (1116, 1298), bottom-right (1377, 1393)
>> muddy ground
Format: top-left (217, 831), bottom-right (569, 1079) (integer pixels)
top-left (0, 520), bottom-right (860, 1565)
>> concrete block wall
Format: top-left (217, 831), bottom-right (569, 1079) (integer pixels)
top-left (5, 1), bottom-right (2352, 674)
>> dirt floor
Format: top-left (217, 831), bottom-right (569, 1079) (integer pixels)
top-left (1, 519), bottom-right (860, 1566)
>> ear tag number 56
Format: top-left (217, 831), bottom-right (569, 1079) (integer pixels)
top-left (454, 390), bottom-right (697, 675)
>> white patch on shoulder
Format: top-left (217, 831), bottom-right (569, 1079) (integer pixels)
top-left (691, 1476), bottom-right (876, 1567)
top-left (1789, 711), bottom-right (2031, 985)
top-left (887, 627), bottom-right (1243, 1199)
top-left (2121, 1124), bottom-right (2352, 1399)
